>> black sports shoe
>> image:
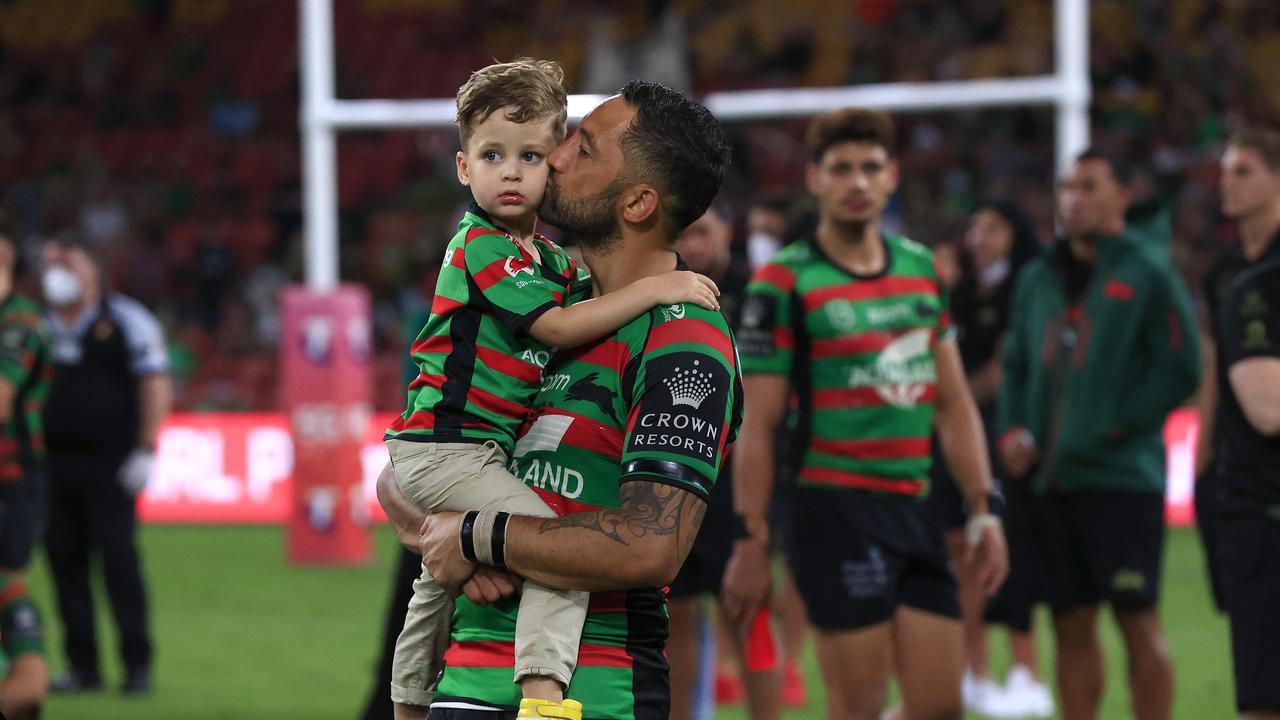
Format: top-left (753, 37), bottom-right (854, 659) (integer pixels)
top-left (121, 667), bottom-right (152, 696)
top-left (50, 670), bottom-right (104, 693)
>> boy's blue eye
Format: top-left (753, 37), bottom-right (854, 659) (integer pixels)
top-left (522, 151), bottom-right (542, 163)
top-left (483, 150), bottom-right (500, 162)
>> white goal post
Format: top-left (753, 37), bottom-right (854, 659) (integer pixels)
top-left (299, 0), bottom-right (1089, 290)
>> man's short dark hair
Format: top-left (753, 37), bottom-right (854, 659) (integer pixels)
top-left (806, 108), bottom-right (896, 163)
top-left (47, 232), bottom-right (104, 269)
top-left (1076, 147), bottom-right (1133, 186)
top-left (1228, 127), bottom-right (1280, 171)
top-left (618, 81), bottom-right (731, 234)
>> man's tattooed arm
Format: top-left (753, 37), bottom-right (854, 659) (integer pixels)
top-left (503, 481), bottom-right (709, 591)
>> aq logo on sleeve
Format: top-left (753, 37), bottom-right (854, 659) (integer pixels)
top-left (628, 353), bottom-right (729, 462)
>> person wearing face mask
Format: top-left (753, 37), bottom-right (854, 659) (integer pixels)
top-left (931, 201), bottom-right (1052, 717)
top-left (39, 235), bottom-right (172, 696)
top-left (745, 193), bottom-right (793, 271)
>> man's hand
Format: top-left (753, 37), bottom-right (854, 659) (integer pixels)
top-left (965, 521), bottom-right (1009, 597)
top-left (721, 538), bottom-right (772, 634)
top-left (419, 511), bottom-right (477, 595)
top-left (998, 428), bottom-right (1039, 478)
top-left (462, 567), bottom-right (523, 607)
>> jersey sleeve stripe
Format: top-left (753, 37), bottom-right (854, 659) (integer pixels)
top-left (476, 345), bottom-right (543, 384)
top-left (443, 640), bottom-right (633, 670)
top-left (431, 294), bottom-right (466, 316)
top-left (801, 276), bottom-right (937, 312)
top-left (798, 467), bottom-right (928, 496)
top-left (464, 227), bottom-right (503, 244)
top-left (809, 436), bottom-right (931, 459)
top-left (472, 257), bottom-right (522, 294)
top-left (410, 334), bottom-right (453, 356)
top-left (559, 338), bottom-right (633, 372)
top-left (647, 317), bottom-right (734, 363)
top-left (408, 372), bottom-right (447, 392)
top-left (813, 385), bottom-right (937, 409)
top-left (412, 371), bottom-right (453, 389)
top-left (449, 247), bottom-right (467, 269)
top-left (467, 385), bottom-right (531, 421)
top-left (754, 263), bottom-right (797, 293)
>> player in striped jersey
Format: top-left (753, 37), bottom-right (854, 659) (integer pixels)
top-left (381, 61), bottom-right (719, 720)
top-left (383, 81), bottom-right (736, 720)
top-left (721, 108), bottom-right (1008, 719)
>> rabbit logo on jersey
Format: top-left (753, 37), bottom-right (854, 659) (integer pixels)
top-left (845, 328), bottom-right (937, 408)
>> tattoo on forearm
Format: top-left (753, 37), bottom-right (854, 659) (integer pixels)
top-left (537, 481), bottom-right (707, 565)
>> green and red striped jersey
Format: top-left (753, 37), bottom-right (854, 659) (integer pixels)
top-left (386, 204), bottom-right (584, 449)
top-left (433, 293), bottom-right (743, 719)
top-left (738, 235), bottom-right (951, 498)
top-left (0, 293), bottom-right (50, 481)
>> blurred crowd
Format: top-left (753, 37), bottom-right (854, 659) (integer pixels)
top-left (1, 0), bottom-right (1278, 411)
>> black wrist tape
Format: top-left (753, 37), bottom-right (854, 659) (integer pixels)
top-left (459, 510), bottom-right (480, 563)
top-left (491, 512), bottom-right (510, 569)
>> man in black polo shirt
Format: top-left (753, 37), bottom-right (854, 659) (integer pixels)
top-left (1195, 129), bottom-right (1280, 614)
top-left (1214, 132), bottom-right (1280, 720)
top-left (40, 236), bottom-right (172, 695)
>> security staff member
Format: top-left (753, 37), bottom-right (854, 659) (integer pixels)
top-left (40, 236), bottom-right (172, 695)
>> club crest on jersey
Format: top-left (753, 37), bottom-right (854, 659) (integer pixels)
top-left (662, 303), bottom-right (686, 320)
top-left (505, 256), bottom-right (535, 278)
top-left (826, 300), bottom-right (858, 332)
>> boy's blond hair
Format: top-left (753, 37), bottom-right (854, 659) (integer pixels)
top-left (456, 58), bottom-right (567, 149)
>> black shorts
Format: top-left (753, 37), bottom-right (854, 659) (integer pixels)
top-left (1031, 490), bottom-right (1165, 612)
top-left (1217, 499), bottom-right (1280, 713)
top-left (982, 476), bottom-right (1044, 633)
top-left (0, 468), bottom-right (47, 568)
top-left (669, 467), bottom-right (733, 599)
top-left (1195, 464), bottom-right (1228, 612)
top-left (786, 485), bottom-right (959, 631)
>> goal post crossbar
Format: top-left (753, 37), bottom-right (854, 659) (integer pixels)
top-left (299, 0), bottom-right (1089, 289)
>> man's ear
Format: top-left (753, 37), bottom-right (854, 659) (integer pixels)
top-left (455, 151), bottom-right (470, 186)
top-left (620, 185), bottom-right (660, 225)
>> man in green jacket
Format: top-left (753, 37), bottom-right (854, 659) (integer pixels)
top-left (998, 149), bottom-right (1200, 720)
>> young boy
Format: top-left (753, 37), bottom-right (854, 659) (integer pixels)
top-left (384, 59), bottom-right (720, 720)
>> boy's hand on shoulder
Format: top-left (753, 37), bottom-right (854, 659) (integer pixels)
top-left (650, 271), bottom-right (720, 311)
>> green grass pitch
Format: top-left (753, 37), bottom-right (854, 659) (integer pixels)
top-left (26, 525), bottom-right (1233, 719)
